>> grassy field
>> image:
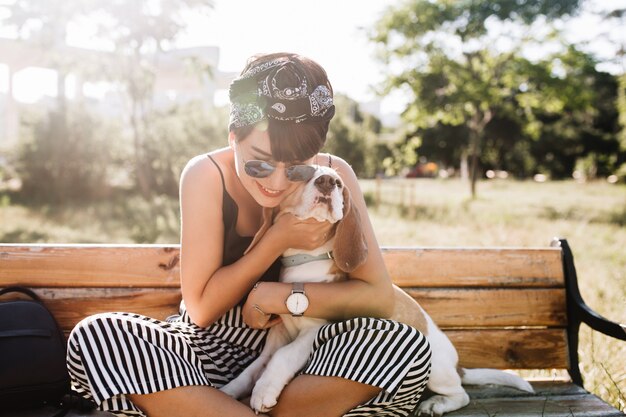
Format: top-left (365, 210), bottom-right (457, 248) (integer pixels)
top-left (1, 178), bottom-right (625, 411)
top-left (363, 178), bottom-right (626, 412)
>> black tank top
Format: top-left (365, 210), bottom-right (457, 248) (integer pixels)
top-left (207, 154), bottom-right (281, 283)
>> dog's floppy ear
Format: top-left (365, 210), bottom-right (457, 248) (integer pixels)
top-left (332, 186), bottom-right (368, 273)
top-left (244, 207), bottom-right (274, 255)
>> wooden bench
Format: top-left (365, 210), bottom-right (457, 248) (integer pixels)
top-left (1, 238), bottom-right (624, 416)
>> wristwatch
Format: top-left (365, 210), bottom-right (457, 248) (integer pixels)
top-left (285, 283), bottom-right (309, 317)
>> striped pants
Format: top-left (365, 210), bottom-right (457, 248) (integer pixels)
top-left (67, 309), bottom-right (431, 417)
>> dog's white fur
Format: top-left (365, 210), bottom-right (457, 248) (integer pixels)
top-left (220, 166), bottom-right (533, 416)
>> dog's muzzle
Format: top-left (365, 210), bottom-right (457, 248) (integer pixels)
top-left (314, 174), bottom-right (340, 195)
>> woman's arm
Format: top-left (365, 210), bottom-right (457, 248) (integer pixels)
top-left (180, 153), bottom-right (335, 328)
top-left (180, 154), bottom-right (283, 327)
top-left (245, 155), bottom-right (395, 323)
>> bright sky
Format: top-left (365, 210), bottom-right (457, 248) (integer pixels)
top-left (0, 0), bottom-right (625, 113)
top-left (0, 0), bottom-right (399, 110)
top-left (176, 0), bottom-right (392, 106)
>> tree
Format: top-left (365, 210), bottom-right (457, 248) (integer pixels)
top-left (604, 8), bottom-right (626, 181)
top-left (16, 104), bottom-right (123, 203)
top-left (530, 48), bottom-right (621, 179)
top-left (371, 0), bottom-right (584, 196)
top-left (85, 0), bottom-right (213, 198)
top-left (143, 102), bottom-right (228, 197)
top-left (324, 94), bottom-right (386, 178)
top-left (2, 0), bottom-right (214, 199)
top-left (2, 1), bottom-right (96, 123)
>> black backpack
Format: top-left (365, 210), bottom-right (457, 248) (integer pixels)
top-left (0, 286), bottom-right (95, 415)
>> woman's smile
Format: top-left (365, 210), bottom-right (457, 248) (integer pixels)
top-left (256, 181), bottom-right (286, 198)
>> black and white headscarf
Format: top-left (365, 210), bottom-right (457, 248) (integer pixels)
top-left (228, 57), bottom-right (335, 130)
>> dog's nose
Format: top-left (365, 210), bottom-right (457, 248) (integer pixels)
top-left (314, 175), bottom-right (337, 195)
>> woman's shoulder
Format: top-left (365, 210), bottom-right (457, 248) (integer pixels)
top-left (181, 148), bottom-right (230, 183)
top-left (180, 148), bottom-right (233, 196)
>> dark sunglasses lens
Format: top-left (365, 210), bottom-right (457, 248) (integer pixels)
top-left (286, 165), bottom-right (316, 182)
top-left (244, 160), bottom-right (275, 178)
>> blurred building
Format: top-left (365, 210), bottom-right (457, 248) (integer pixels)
top-left (0, 37), bottom-right (236, 149)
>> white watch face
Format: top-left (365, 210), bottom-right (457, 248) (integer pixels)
top-left (286, 293), bottom-right (309, 315)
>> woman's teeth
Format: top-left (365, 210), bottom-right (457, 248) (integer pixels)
top-left (258, 183), bottom-right (283, 196)
top-left (262, 186), bottom-right (280, 194)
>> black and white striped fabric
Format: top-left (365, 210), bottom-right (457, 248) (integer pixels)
top-left (67, 302), bottom-right (431, 417)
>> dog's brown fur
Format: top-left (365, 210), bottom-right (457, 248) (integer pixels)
top-left (392, 284), bottom-right (429, 336)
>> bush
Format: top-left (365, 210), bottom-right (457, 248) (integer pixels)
top-left (15, 106), bottom-right (123, 203)
top-left (141, 102), bottom-right (228, 197)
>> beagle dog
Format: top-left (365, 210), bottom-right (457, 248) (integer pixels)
top-left (220, 165), bottom-right (533, 416)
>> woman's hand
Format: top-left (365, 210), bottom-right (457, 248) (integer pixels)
top-left (242, 283), bottom-right (283, 329)
top-left (269, 213), bottom-right (334, 253)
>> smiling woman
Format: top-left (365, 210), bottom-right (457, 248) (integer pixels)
top-left (64, 52), bottom-right (432, 417)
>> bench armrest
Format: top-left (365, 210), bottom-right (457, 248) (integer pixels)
top-left (554, 239), bottom-right (626, 387)
top-left (573, 297), bottom-right (626, 341)
top-left (555, 239), bottom-right (626, 342)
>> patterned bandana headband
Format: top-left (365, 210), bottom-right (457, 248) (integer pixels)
top-left (228, 58), bottom-right (335, 131)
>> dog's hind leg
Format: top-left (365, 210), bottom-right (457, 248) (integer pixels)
top-left (416, 328), bottom-right (469, 417)
top-left (416, 366), bottom-right (469, 417)
top-left (221, 323), bottom-right (291, 399)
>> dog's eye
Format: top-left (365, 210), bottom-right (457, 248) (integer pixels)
top-left (336, 179), bottom-right (342, 188)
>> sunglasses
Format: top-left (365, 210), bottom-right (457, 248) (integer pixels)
top-left (243, 159), bottom-right (317, 182)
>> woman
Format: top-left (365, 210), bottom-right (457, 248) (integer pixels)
top-left (67, 53), bottom-right (431, 417)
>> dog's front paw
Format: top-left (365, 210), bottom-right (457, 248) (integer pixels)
top-left (250, 381), bottom-right (283, 413)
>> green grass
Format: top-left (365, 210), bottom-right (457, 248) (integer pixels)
top-left (1, 178), bottom-right (625, 411)
top-left (362, 178), bottom-right (626, 412)
top-left (0, 194), bottom-right (180, 244)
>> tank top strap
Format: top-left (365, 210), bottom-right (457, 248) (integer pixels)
top-left (207, 154), bottom-right (226, 189)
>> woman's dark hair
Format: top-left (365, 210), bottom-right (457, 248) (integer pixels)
top-left (231, 52), bottom-right (333, 162)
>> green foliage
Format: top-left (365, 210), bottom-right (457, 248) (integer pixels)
top-left (15, 105), bottom-right (123, 203)
top-left (2, 0), bottom-right (216, 200)
top-left (618, 74), bottom-right (626, 151)
top-left (527, 49), bottom-right (622, 178)
top-left (372, 0), bottom-right (581, 46)
top-left (3, 0), bottom-right (213, 49)
top-left (615, 163), bottom-right (626, 184)
top-left (383, 136), bottom-right (422, 176)
top-left (371, 0), bottom-right (622, 183)
top-left (11, 99), bottom-right (227, 204)
top-left (140, 102), bottom-right (228, 197)
top-left (115, 195), bottom-right (180, 243)
top-left (87, 0), bottom-right (213, 51)
top-left (324, 94), bottom-right (387, 178)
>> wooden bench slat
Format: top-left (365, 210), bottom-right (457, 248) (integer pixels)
top-left (406, 288), bottom-right (567, 327)
top-left (4, 287), bottom-right (570, 369)
top-left (1, 245), bottom-right (564, 288)
top-left (449, 329), bottom-right (569, 369)
top-left (0, 245), bottom-right (181, 287)
top-left (33, 288), bottom-right (182, 331)
top-left (7, 287), bottom-right (568, 331)
top-left (384, 248), bottom-right (564, 287)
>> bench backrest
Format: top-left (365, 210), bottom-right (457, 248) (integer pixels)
top-left (0, 244), bottom-right (568, 370)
